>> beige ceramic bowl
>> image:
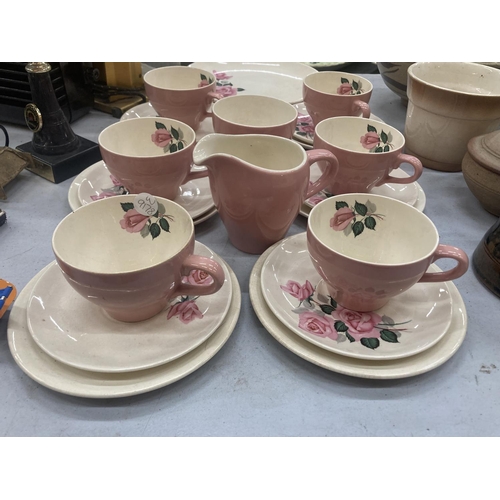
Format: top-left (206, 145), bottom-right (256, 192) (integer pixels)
top-left (376, 62), bottom-right (414, 104)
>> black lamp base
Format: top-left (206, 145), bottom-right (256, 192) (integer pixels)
top-left (17, 135), bottom-right (101, 184)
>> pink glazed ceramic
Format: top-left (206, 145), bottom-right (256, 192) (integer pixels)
top-left (144, 66), bottom-right (222, 131)
top-left (307, 194), bottom-right (469, 311)
top-left (98, 117), bottom-right (207, 200)
top-left (193, 133), bottom-right (339, 254)
top-left (303, 71), bottom-right (373, 127)
top-left (314, 116), bottom-right (423, 194)
top-left (212, 94), bottom-right (298, 138)
top-left (52, 194), bottom-right (225, 322)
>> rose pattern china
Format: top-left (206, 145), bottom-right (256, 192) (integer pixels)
top-left (213, 70), bottom-right (245, 96)
top-left (330, 199), bottom-right (385, 237)
top-left (119, 199), bottom-right (175, 240)
top-left (151, 121), bottom-right (187, 153)
top-left (90, 174), bottom-right (128, 201)
top-left (360, 124), bottom-right (395, 153)
top-left (338, 77), bottom-right (365, 96)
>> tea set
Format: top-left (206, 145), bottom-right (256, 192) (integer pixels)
top-left (11, 61), bottom-right (500, 396)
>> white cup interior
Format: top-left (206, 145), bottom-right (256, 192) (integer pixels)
top-left (144, 66), bottom-right (215, 90)
top-left (98, 117), bottom-right (195, 157)
top-left (315, 116), bottom-right (404, 153)
top-left (305, 71), bottom-right (373, 95)
top-left (53, 196), bottom-right (193, 273)
top-left (409, 62), bottom-right (500, 95)
top-left (309, 194), bottom-right (438, 265)
top-left (213, 95), bottom-right (297, 127)
top-left (194, 134), bottom-right (306, 171)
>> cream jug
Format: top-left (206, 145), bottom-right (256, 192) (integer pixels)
top-left (193, 133), bottom-right (339, 254)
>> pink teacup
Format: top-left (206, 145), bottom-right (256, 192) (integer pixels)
top-left (314, 116), bottom-right (423, 194)
top-left (98, 117), bottom-right (207, 200)
top-left (307, 194), bottom-right (469, 312)
top-left (193, 133), bottom-right (339, 254)
top-left (144, 66), bottom-right (222, 131)
top-left (52, 194), bottom-right (225, 322)
top-left (212, 94), bottom-right (298, 138)
top-left (303, 71), bottom-right (373, 127)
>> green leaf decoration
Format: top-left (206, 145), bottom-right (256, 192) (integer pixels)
top-left (380, 329), bottom-right (399, 343)
top-left (319, 304), bottom-right (335, 315)
top-left (354, 201), bottom-right (367, 216)
top-left (346, 332), bottom-right (355, 343)
top-left (367, 124), bottom-right (377, 133)
top-left (150, 222), bottom-right (161, 239)
top-left (375, 146), bottom-right (384, 153)
top-left (200, 73), bottom-right (207, 81)
top-left (360, 337), bottom-right (380, 350)
top-left (159, 218), bottom-right (170, 232)
top-left (335, 201), bottom-right (349, 209)
top-left (381, 315), bottom-right (395, 326)
top-left (296, 131), bottom-right (306, 136)
top-left (169, 143), bottom-right (178, 153)
top-left (209, 77), bottom-right (214, 84)
top-left (120, 202), bottom-right (135, 212)
top-left (365, 200), bottom-right (377, 213)
top-left (365, 216), bottom-right (376, 230)
top-left (384, 145), bottom-right (390, 152)
top-left (140, 224), bottom-right (150, 238)
top-left (380, 130), bottom-right (388, 143)
top-left (237, 88), bottom-right (245, 91)
top-left (352, 80), bottom-right (359, 91)
top-left (153, 210), bottom-right (159, 218)
top-left (157, 202), bottom-right (166, 214)
top-left (171, 127), bottom-right (180, 140)
top-left (334, 321), bottom-right (349, 332)
top-left (341, 77), bottom-right (349, 84)
top-left (155, 121), bottom-right (167, 130)
top-left (178, 141), bottom-right (184, 151)
top-left (329, 296), bottom-right (337, 308)
top-left (352, 221), bottom-right (364, 237)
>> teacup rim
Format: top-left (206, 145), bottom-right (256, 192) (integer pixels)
top-left (98, 116), bottom-right (196, 159)
top-left (144, 66), bottom-right (216, 92)
top-left (307, 193), bottom-right (440, 267)
top-left (303, 71), bottom-right (374, 95)
top-left (52, 195), bottom-right (194, 276)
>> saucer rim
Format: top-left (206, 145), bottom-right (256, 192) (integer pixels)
top-left (68, 162), bottom-right (217, 225)
top-left (7, 255), bottom-right (241, 398)
top-left (25, 241), bottom-right (233, 373)
top-left (250, 239), bottom-right (467, 380)
top-left (260, 233), bottom-right (453, 361)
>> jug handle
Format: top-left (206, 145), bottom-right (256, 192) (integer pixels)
top-left (184, 164), bottom-right (209, 183)
top-left (305, 149), bottom-right (339, 199)
top-left (203, 91), bottom-right (224, 120)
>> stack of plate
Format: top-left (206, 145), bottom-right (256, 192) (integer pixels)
top-left (7, 242), bottom-right (241, 398)
top-left (249, 233), bottom-right (467, 379)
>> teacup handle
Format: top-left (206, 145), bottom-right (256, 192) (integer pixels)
top-left (203, 91), bottom-right (224, 120)
top-left (418, 244), bottom-right (469, 283)
top-left (184, 165), bottom-right (209, 183)
top-left (305, 149), bottom-right (339, 199)
top-left (378, 154), bottom-right (423, 186)
top-left (353, 99), bottom-right (370, 118)
top-left (176, 255), bottom-right (225, 297)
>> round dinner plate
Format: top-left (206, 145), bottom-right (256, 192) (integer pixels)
top-left (26, 242), bottom-right (232, 373)
top-left (250, 238), bottom-right (467, 380)
top-left (7, 254), bottom-right (241, 398)
top-left (188, 62), bottom-right (316, 104)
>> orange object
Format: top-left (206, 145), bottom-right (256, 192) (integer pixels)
top-left (0, 279), bottom-right (16, 318)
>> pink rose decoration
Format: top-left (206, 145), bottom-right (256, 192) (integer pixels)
top-left (167, 300), bottom-right (203, 324)
top-left (360, 132), bottom-right (380, 149)
top-left (213, 71), bottom-right (232, 80)
top-left (280, 280), bottom-right (314, 301)
top-left (183, 269), bottom-right (214, 286)
top-left (308, 194), bottom-right (325, 206)
top-left (151, 129), bottom-right (173, 148)
top-left (337, 83), bottom-right (353, 95)
top-left (298, 312), bottom-right (338, 340)
top-left (119, 209), bottom-right (149, 233)
top-left (90, 191), bottom-right (117, 201)
top-left (215, 85), bottom-right (238, 97)
top-left (110, 175), bottom-right (122, 186)
top-left (198, 80), bottom-right (211, 88)
top-left (330, 207), bottom-right (356, 231)
top-left (332, 306), bottom-right (382, 341)
top-left (298, 123), bottom-right (315, 134)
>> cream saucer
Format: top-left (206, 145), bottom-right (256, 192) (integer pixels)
top-left (8, 255), bottom-right (241, 398)
top-left (260, 233), bottom-right (453, 361)
top-left (294, 103), bottom-right (384, 146)
top-left (68, 161), bottom-right (217, 225)
top-left (120, 102), bottom-right (216, 143)
top-left (250, 239), bottom-right (467, 379)
top-left (77, 160), bottom-right (215, 221)
top-left (26, 242), bottom-right (232, 373)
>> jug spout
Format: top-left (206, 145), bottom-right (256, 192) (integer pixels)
top-left (192, 133), bottom-right (238, 169)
